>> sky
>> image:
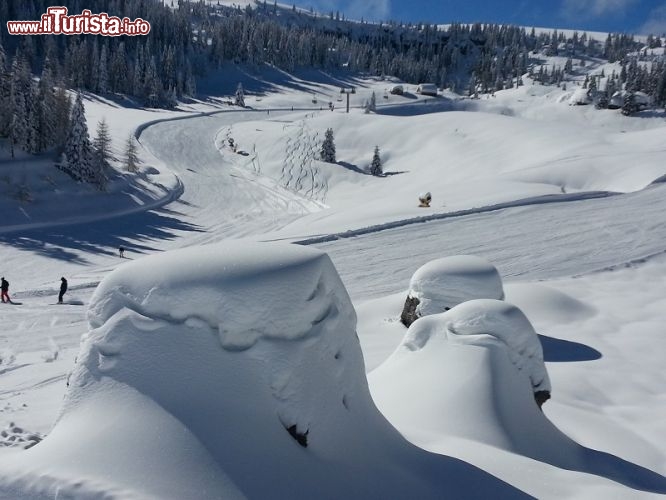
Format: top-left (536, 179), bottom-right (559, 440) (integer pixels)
top-left (291, 0), bottom-right (666, 35)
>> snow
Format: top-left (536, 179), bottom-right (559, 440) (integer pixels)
top-left (405, 255), bottom-right (504, 317)
top-left (0, 242), bottom-right (528, 499)
top-left (363, 258), bottom-right (666, 497)
top-left (369, 302), bottom-right (563, 460)
top-left (399, 299), bottom-right (550, 392)
top-left (568, 87), bottom-right (592, 105)
top-left (1, 56), bottom-right (666, 498)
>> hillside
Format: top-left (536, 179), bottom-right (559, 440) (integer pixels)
top-left (0, 3), bottom-right (665, 499)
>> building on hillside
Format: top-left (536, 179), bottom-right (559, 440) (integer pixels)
top-left (609, 91), bottom-right (625, 109)
top-left (568, 87), bottom-right (592, 105)
top-left (633, 91), bottom-right (651, 109)
top-left (390, 85), bottom-right (404, 95)
top-left (416, 83), bottom-right (438, 97)
top-left (540, 44), bottom-right (553, 56)
top-left (609, 90), bottom-right (651, 110)
top-left (558, 42), bottom-right (573, 55)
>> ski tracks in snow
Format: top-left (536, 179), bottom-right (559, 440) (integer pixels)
top-left (140, 111), bottom-right (322, 241)
top-left (280, 120), bottom-right (328, 201)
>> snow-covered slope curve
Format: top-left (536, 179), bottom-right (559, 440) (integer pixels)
top-left (138, 111), bottom-right (322, 243)
top-left (0, 242), bottom-right (528, 499)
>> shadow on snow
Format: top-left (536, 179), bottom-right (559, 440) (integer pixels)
top-left (0, 207), bottom-right (204, 264)
top-left (538, 334), bottom-right (602, 362)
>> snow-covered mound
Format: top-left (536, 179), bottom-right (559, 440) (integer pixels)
top-left (370, 298), bottom-right (666, 493)
top-left (371, 300), bottom-right (567, 458)
top-left (505, 282), bottom-right (597, 325)
top-left (0, 242), bottom-right (526, 499)
top-left (401, 255), bottom-right (504, 326)
top-left (411, 300), bottom-right (549, 393)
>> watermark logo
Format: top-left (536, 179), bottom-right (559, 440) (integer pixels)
top-left (6, 7), bottom-right (151, 36)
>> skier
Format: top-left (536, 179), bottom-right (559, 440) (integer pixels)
top-left (119, 246), bottom-right (125, 258)
top-left (1, 277), bottom-right (9, 303)
top-left (58, 277), bottom-right (68, 304)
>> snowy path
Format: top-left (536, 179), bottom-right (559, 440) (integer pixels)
top-left (0, 110), bottom-right (320, 294)
top-left (313, 184), bottom-right (666, 301)
top-left (138, 110), bottom-right (322, 243)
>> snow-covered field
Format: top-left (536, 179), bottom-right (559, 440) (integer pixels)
top-left (1, 69), bottom-right (665, 498)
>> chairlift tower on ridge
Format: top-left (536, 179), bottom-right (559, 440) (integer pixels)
top-left (340, 86), bottom-right (356, 113)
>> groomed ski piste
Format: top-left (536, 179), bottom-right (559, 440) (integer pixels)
top-left (1, 64), bottom-right (665, 499)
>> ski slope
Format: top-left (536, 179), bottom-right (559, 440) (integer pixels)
top-left (139, 110), bottom-right (323, 242)
top-left (313, 183), bottom-right (666, 301)
top-left (1, 74), bottom-right (665, 498)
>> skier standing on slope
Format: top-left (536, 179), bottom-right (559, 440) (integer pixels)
top-left (1, 277), bottom-right (10, 303)
top-left (58, 277), bottom-right (68, 304)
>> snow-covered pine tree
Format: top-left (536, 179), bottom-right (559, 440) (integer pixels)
top-left (110, 41), bottom-right (128, 94)
top-left (185, 62), bottom-right (196, 97)
top-left (125, 134), bottom-right (139, 173)
top-left (144, 56), bottom-right (162, 108)
top-left (0, 40), bottom-right (10, 138)
top-left (166, 86), bottom-right (178, 108)
top-left (364, 91), bottom-right (377, 113)
top-left (621, 92), bottom-right (638, 116)
top-left (162, 46), bottom-right (176, 92)
top-left (655, 69), bottom-right (666, 108)
top-left (9, 55), bottom-right (33, 156)
top-left (61, 92), bottom-right (95, 184)
top-left (320, 128), bottom-right (336, 163)
top-left (53, 87), bottom-right (71, 153)
top-left (235, 82), bottom-right (245, 107)
top-left (93, 118), bottom-right (111, 162)
top-left (98, 43), bottom-right (109, 94)
top-left (90, 119), bottom-right (110, 190)
top-left (132, 45), bottom-right (145, 98)
top-left (35, 62), bottom-right (58, 153)
top-left (370, 145), bottom-right (382, 176)
top-left (90, 38), bottom-right (100, 93)
top-left (26, 82), bottom-right (41, 154)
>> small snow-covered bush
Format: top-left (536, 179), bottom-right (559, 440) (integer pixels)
top-left (401, 255), bottom-right (504, 327)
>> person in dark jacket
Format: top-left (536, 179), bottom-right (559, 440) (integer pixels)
top-left (58, 277), bottom-right (68, 304)
top-left (1, 277), bottom-right (9, 303)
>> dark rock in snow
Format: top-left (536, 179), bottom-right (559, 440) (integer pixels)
top-left (400, 295), bottom-right (420, 327)
top-left (285, 424), bottom-right (309, 448)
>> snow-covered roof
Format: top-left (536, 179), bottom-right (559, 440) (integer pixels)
top-left (568, 87), bottom-right (591, 105)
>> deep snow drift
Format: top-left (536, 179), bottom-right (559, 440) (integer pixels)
top-left (0, 242), bottom-right (526, 499)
